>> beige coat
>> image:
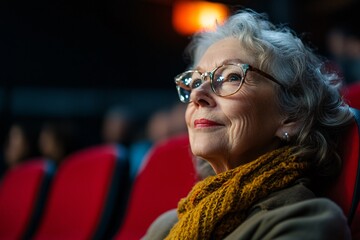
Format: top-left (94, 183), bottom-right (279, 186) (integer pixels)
top-left (143, 181), bottom-right (351, 240)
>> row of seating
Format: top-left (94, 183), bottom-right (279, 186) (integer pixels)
top-left (0, 134), bottom-right (197, 240)
top-left (0, 144), bottom-right (128, 239)
top-left (0, 108), bottom-right (359, 239)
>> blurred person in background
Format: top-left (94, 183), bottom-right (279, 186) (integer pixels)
top-left (326, 2), bottom-right (360, 86)
top-left (101, 105), bottom-right (134, 148)
top-left (326, 27), bottom-right (360, 85)
top-left (168, 102), bottom-right (188, 137)
top-left (38, 120), bottom-right (78, 165)
top-left (129, 103), bottom-right (187, 179)
top-left (3, 122), bottom-right (40, 170)
top-left (128, 107), bottom-right (171, 179)
top-left (146, 108), bottom-right (172, 144)
top-left (326, 21), bottom-right (360, 110)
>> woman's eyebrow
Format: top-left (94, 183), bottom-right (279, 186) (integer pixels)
top-left (221, 58), bottom-right (245, 65)
top-left (194, 58), bottom-right (247, 71)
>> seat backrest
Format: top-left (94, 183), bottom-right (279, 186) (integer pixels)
top-left (32, 144), bottom-right (128, 240)
top-left (114, 134), bottom-right (197, 240)
top-left (325, 107), bottom-right (360, 238)
top-left (343, 83), bottom-right (360, 109)
top-left (0, 158), bottom-right (55, 240)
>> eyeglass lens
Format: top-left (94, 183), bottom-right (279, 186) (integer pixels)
top-left (176, 64), bottom-right (245, 103)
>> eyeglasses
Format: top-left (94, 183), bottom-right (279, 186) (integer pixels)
top-left (174, 63), bottom-right (284, 103)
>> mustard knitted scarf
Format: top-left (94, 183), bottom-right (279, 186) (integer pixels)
top-left (165, 146), bottom-right (310, 240)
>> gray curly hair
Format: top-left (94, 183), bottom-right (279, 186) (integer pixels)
top-left (184, 9), bottom-right (354, 177)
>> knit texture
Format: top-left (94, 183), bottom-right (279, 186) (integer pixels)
top-left (165, 146), bottom-right (310, 240)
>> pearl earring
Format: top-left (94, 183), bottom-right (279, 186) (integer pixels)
top-left (283, 132), bottom-right (290, 142)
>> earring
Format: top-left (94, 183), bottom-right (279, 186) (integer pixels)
top-left (283, 132), bottom-right (290, 142)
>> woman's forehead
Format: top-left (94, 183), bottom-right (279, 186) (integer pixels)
top-left (196, 38), bottom-right (256, 69)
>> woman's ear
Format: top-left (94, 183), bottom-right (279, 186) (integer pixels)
top-left (275, 117), bottom-right (303, 141)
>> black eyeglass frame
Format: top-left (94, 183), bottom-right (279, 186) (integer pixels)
top-left (174, 63), bottom-right (284, 103)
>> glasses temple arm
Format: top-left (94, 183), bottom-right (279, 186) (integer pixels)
top-left (248, 66), bottom-right (284, 87)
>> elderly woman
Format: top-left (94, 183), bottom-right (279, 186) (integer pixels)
top-left (144, 9), bottom-right (354, 239)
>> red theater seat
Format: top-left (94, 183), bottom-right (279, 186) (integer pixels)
top-left (0, 158), bottom-right (55, 240)
top-left (32, 144), bottom-right (128, 240)
top-left (114, 134), bottom-right (197, 240)
top-left (343, 83), bottom-right (360, 109)
top-left (325, 107), bottom-right (360, 239)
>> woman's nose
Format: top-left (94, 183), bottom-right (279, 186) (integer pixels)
top-left (190, 81), bottom-right (216, 107)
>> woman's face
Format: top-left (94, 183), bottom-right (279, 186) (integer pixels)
top-left (185, 37), bottom-right (286, 173)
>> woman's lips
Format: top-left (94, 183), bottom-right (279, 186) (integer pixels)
top-left (194, 118), bottom-right (223, 128)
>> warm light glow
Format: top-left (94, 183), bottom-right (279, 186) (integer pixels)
top-left (172, 1), bottom-right (229, 35)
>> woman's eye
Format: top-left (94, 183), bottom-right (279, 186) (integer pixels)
top-left (227, 73), bottom-right (242, 82)
top-left (191, 79), bottom-right (202, 89)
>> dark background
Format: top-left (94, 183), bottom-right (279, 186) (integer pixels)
top-left (0, 0), bottom-right (358, 146)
